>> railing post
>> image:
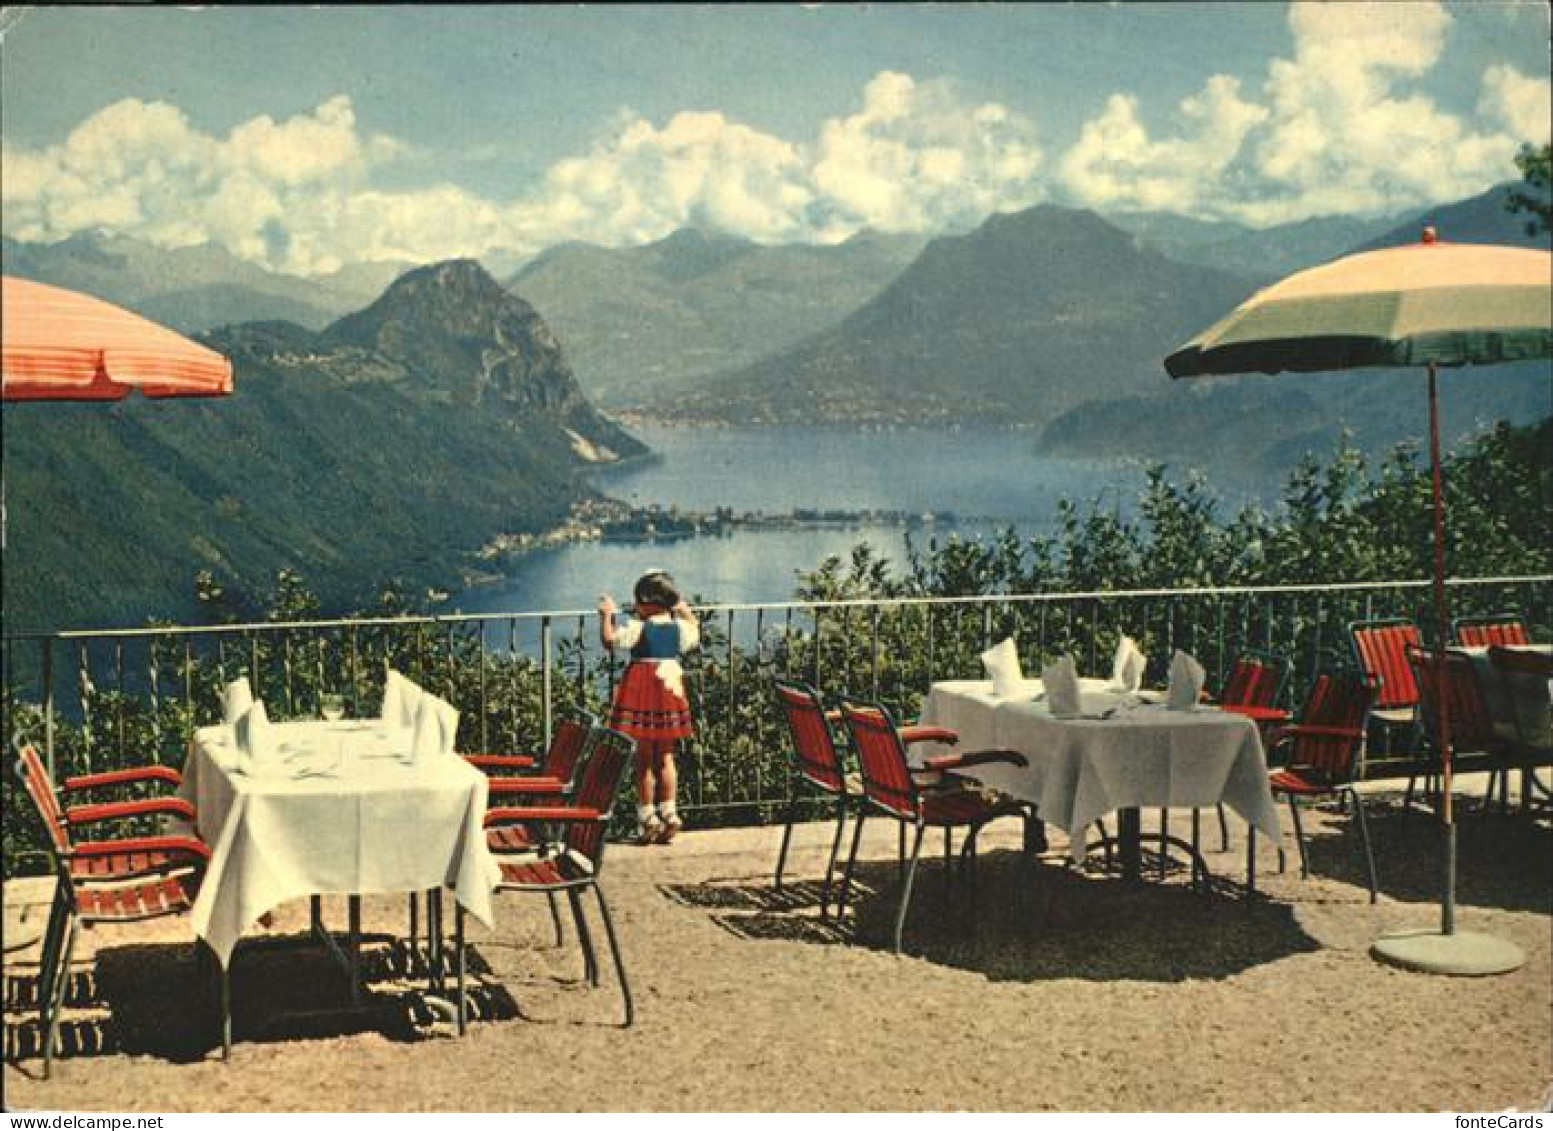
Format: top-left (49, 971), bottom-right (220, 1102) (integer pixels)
top-left (42, 636), bottom-right (56, 780)
top-left (478, 621), bottom-right (489, 753)
top-left (541, 616), bottom-right (553, 750)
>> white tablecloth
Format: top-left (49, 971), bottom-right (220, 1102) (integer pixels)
top-left (919, 680), bottom-right (1281, 862)
top-left (179, 720), bottom-right (502, 967)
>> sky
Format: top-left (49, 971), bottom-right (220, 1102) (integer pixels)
top-left (1, 2), bottom-right (1549, 276)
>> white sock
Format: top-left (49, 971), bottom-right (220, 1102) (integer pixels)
top-left (658, 801), bottom-right (678, 823)
top-left (637, 804), bottom-right (656, 825)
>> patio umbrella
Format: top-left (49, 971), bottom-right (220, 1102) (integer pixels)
top-left (2, 275), bottom-right (234, 400)
top-left (0, 275), bottom-right (235, 544)
top-left (1165, 230), bottom-right (1552, 976)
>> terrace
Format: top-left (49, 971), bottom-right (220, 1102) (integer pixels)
top-left (3, 577), bottom-right (1551, 1110)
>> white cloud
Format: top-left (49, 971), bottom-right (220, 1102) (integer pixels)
top-left (1, 72), bottom-right (1043, 273)
top-left (1479, 63), bottom-right (1552, 145)
top-left (1061, 0), bottom-right (1548, 226)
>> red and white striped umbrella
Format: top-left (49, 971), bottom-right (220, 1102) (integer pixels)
top-left (2, 275), bottom-right (233, 401)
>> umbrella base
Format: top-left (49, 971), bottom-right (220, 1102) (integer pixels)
top-left (1371, 927), bottom-right (1524, 976)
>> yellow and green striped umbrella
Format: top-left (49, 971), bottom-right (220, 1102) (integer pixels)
top-left (1164, 236), bottom-right (1551, 378)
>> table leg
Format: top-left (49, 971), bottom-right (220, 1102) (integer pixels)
top-left (347, 895), bottom-right (362, 1005)
top-left (1118, 808), bottom-right (1142, 884)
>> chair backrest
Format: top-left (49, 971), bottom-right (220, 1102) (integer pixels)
top-left (14, 744), bottom-right (72, 859)
top-left (1487, 646), bottom-right (1553, 749)
top-left (543, 712), bottom-right (598, 788)
top-left (773, 680), bottom-right (848, 794)
top-left (563, 726), bottom-right (635, 870)
top-left (1287, 673), bottom-right (1377, 782)
top-left (1454, 615), bottom-right (1531, 648)
top-left (1221, 651), bottom-right (1291, 710)
top-left (1349, 619), bottom-right (1421, 710)
top-left (838, 700), bottom-right (918, 821)
top-left (1406, 645), bottom-right (1497, 753)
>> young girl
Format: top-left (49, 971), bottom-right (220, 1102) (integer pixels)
top-left (598, 570), bottom-right (700, 844)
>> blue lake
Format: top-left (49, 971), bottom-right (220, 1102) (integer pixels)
top-left (455, 424), bottom-right (1272, 616)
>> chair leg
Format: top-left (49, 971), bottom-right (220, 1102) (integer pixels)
top-left (1345, 786), bottom-right (1379, 904)
top-left (1158, 809), bottom-right (1170, 879)
top-left (897, 823), bottom-right (906, 879)
top-left (942, 826), bottom-right (953, 907)
top-left (1287, 796), bottom-right (1309, 879)
top-left (819, 796), bottom-right (849, 920)
top-left (43, 916), bottom-right (77, 1080)
top-left (1216, 802), bottom-right (1231, 852)
top-left (565, 888), bottom-right (599, 986)
top-left (773, 792), bottom-right (800, 891)
top-left (407, 892), bottom-right (419, 966)
top-left (35, 887), bottom-right (68, 1032)
top-left (836, 811), bottom-right (867, 920)
top-left (894, 822), bottom-right (927, 956)
top-left (591, 882), bottom-right (634, 1028)
top-left (545, 892), bottom-right (566, 947)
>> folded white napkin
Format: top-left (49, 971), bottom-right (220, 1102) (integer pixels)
top-left (381, 668), bottom-right (422, 730)
top-left (234, 699), bottom-right (277, 769)
top-left (980, 637), bottom-right (1025, 698)
top-left (222, 676), bottom-right (254, 725)
top-left (1166, 650), bottom-right (1207, 711)
top-left (410, 694), bottom-right (460, 760)
top-left (1109, 635), bottom-right (1146, 693)
top-left (1042, 654), bottom-right (1083, 718)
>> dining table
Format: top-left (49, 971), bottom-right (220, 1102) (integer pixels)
top-left (916, 679), bottom-right (1282, 885)
top-left (177, 717), bottom-right (502, 1028)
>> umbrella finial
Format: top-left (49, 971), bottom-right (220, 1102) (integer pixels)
top-left (1422, 226), bottom-right (1438, 244)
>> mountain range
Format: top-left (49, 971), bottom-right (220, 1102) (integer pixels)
top-left (665, 205), bottom-right (1258, 426)
top-left (506, 227), bottom-right (925, 402)
top-left (1, 261), bottom-right (641, 631)
top-left (0, 231), bottom-right (411, 333)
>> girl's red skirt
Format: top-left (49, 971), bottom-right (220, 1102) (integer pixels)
top-left (608, 661), bottom-right (694, 742)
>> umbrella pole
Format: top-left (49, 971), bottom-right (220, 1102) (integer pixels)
top-left (1371, 365), bottom-right (1522, 974)
top-left (1426, 361), bottom-right (1455, 936)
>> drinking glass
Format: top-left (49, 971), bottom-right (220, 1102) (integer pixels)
top-left (320, 693), bottom-right (346, 722)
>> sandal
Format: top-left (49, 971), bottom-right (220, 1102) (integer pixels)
top-left (639, 815), bottom-right (666, 845)
top-left (659, 814), bottom-right (683, 844)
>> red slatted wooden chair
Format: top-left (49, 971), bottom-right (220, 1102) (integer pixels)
top-left (458, 727), bottom-right (637, 1029)
top-left (1453, 615), bottom-right (1531, 648)
top-left (468, 713), bottom-right (598, 854)
top-left (1349, 619), bottom-right (1421, 753)
top-left (1265, 673), bottom-right (1380, 903)
top-left (835, 699), bottom-right (1033, 954)
top-left (14, 744), bottom-right (221, 1076)
top-left (771, 681), bottom-right (864, 918)
top-left (1407, 645), bottom-right (1506, 810)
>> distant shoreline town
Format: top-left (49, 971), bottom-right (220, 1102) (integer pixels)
top-left (470, 497), bottom-right (970, 578)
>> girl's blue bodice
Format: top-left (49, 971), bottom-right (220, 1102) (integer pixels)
top-left (631, 619), bottom-right (683, 660)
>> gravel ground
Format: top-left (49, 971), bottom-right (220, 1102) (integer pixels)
top-left (4, 784), bottom-right (1551, 1112)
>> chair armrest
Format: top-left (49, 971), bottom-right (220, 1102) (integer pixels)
top-left (923, 749), bottom-right (1029, 772)
top-left (71, 834), bottom-right (211, 862)
top-left (1222, 705), bottom-right (1291, 724)
top-left (64, 765), bottom-right (183, 791)
top-left (486, 776), bottom-right (568, 796)
top-left (900, 725), bottom-right (959, 746)
top-left (66, 797), bottom-right (196, 825)
top-left (1283, 724), bottom-right (1364, 740)
top-left (483, 805), bottom-right (603, 825)
top-left (463, 754), bottom-right (539, 771)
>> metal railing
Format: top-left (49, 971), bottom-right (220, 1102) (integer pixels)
top-left (4, 574), bottom-right (1550, 831)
